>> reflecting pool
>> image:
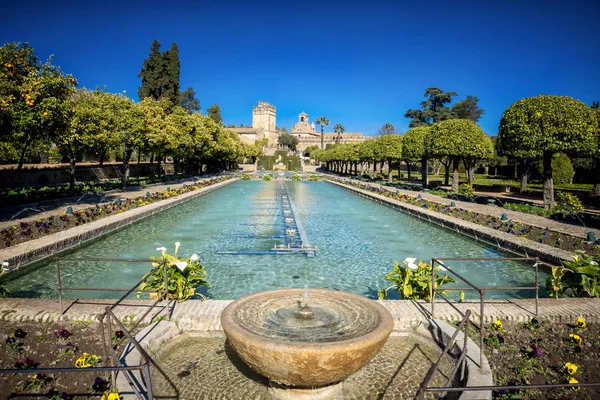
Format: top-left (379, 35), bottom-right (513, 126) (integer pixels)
top-left (5, 181), bottom-right (547, 299)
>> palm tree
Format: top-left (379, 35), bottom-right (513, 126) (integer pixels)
top-left (333, 124), bottom-right (345, 143)
top-left (315, 116), bottom-right (330, 149)
top-left (378, 123), bottom-right (397, 135)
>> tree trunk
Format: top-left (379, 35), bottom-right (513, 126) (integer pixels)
top-left (388, 159), bottom-right (393, 182)
top-left (543, 151), bottom-right (554, 209)
top-left (373, 161), bottom-right (377, 177)
top-left (421, 158), bottom-right (428, 189)
top-left (520, 161), bottom-right (528, 193)
top-left (156, 153), bottom-right (162, 177)
top-left (122, 149), bottom-right (134, 190)
top-left (137, 150), bottom-right (141, 165)
top-left (594, 158), bottom-right (600, 197)
top-left (444, 162), bottom-right (450, 186)
top-left (149, 154), bottom-right (154, 165)
top-left (98, 149), bottom-right (107, 166)
top-left (452, 156), bottom-right (460, 192)
top-left (174, 157), bottom-right (180, 176)
top-left (407, 163), bottom-right (411, 181)
top-left (68, 157), bottom-right (77, 192)
top-left (17, 140), bottom-right (30, 172)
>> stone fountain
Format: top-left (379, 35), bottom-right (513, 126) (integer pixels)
top-left (221, 288), bottom-right (394, 399)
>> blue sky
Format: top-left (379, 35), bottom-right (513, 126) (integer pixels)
top-left (2, 0), bottom-right (599, 136)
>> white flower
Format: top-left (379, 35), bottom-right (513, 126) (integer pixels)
top-left (175, 261), bottom-right (188, 272)
top-left (404, 257), bottom-right (417, 265)
top-left (438, 265), bottom-right (448, 271)
top-left (591, 261), bottom-right (598, 266)
top-left (174, 242), bottom-right (181, 254)
top-left (156, 247), bottom-right (167, 253)
top-left (190, 254), bottom-right (199, 261)
top-left (0, 261), bottom-right (8, 267)
top-left (407, 262), bottom-right (419, 270)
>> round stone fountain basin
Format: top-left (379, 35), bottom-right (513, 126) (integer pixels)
top-left (221, 288), bottom-right (394, 387)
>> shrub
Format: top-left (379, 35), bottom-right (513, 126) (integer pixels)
top-left (534, 153), bottom-right (574, 185)
top-left (262, 173), bottom-right (273, 181)
top-left (554, 192), bottom-right (584, 217)
top-left (458, 183), bottom-right (474, 196)
top-left (291, 173), bottom-right (301, 181)
top-left (546, 251), bottom-right (600, 298)
top-left (379, 258), bottom-right (455, 300)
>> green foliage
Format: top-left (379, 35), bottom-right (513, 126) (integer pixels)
top-left (458, 183), bottom-right (474, 196)
top-left (262, 173), bottom-right (273, 180)
top-left (0, 42), bottom-right (77, 169)
top-left (503, 202), bottom-right (554, 217)
top-left (404, 87), bottom-right (458, 128)
top-left (291, 172), bottom-right (301, 181)
top-left (451, 95), bottom-right (484, 122)
top-left (178, 87), bottom-right (200, 113)
top-left (402, 126), bottom-right (429, 162)
top-left (138, 40), bottom-right (180, 105)
top-left (497, 95), bottom-right (598, 160)
top-left (374, 134), bottom-right (402, 161)
top-left (426, 119), bottom-right (492, 160)
top-left (382, 258), bottom-right (455, 300)
top-left (554, 192), bottom-right (584, 217)
top-left (546, 251), bottom-right (600, 298)
top-left (207, 104), bottom-right (222, 125)
top-left (138, 243), bottom-right (210, 302)
top-left (542, 153), bottom-right (574, 185)
top-left (0, 262), bottom-right (10, 297)
top-left (278, 133), bottom-right (299, 150)
top-left (303, 145), bottom-right (319, 157)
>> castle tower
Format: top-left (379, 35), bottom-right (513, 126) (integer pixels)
top-left (252, 101), bottom-right (276, 133)
top-left (292, 111), bottom-right (317, 134)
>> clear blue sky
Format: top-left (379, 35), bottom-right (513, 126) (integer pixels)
top-left (2, 0), bottom-right (599, 136)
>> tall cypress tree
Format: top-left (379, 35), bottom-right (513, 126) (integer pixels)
top-left (138, 40), bottom-right (180, 104)
top-left (163, 43), bottom-right (180, 105)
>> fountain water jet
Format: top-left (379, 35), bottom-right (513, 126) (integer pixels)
top-left (221, 288), bottom-right (394, 399)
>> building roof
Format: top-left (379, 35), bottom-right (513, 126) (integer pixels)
top-left (323, 132), bottom-right (363, 137)
top-left (299, 111), bottom-right (308, 116)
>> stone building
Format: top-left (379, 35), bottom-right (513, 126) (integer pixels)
top-left (230, 101), bottom-right (368, 151)
top-left (229, 101), bottom-right (279, 146)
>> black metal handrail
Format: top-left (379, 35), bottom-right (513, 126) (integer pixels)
top-left (430, 256), bottom-right (539, 367)
top-left (418, 309), bottom-right (472, 400)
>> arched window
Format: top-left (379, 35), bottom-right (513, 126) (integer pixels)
top-left (301, 117), bottom-right (304, 122)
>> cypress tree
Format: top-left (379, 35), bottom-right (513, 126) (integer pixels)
top-left (163, 43), bottom-right (180, 105)
top-left (207, 104), bottom-right (222, 125)
top-left (138, 40), bottom-right (180, 104)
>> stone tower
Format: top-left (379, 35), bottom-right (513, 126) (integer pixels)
top-left (252, 101), bottom-right (276, 133)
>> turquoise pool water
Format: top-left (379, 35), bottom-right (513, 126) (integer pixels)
top-left (5, 180), bottom-right (547, 300)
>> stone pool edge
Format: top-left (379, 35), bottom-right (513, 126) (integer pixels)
top-left (326, 179), bottom-right (573, 266)
top-left (0, 178), bottom-right (238, 271)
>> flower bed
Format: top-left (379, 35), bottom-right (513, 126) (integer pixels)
top-left (1, 320), bottom-right (132, 399)
top-left (0, 176), bottom-right (233, 250)
top-left (328, 176), bottom-right (600, 257)
top-left (473, 317), bottom-right (600, 399)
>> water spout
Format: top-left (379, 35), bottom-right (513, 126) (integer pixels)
top-left (298, 285), bottom-right (314, 319)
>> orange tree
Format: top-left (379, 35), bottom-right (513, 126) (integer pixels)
top-left (498, 95), bottom-right (598, 209)
top-left (0, 42), bottom-right (76, 170)
top-left (403, 126), bottom-right (431, 188)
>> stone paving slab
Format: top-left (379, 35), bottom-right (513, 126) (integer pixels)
top-left (335, 176), bottom-right (600, 239)
top-left (1, 297), bottom-right (599, 330)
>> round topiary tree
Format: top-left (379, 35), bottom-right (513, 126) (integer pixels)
top-left (403, 126), bottom-right (431, 188)
top-left (375, 134), bottom-right (403, 182)
top-left (497, 95), bottom-right (598, 209)
top-left (426, 119), bottom-right (493, 192)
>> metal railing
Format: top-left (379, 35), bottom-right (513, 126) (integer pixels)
top-left (56, 257), bottom-right (170, 316)
top-left (430, 256), bottom-right (540, 367)
top-left (418, 309), bottom-right (472, 400)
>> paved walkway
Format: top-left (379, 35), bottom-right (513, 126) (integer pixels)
top-left (0, 173), bottom-right (227, 230)
top-left (337, 176), bottom-right (600, 239)
top-left (1, 297), bottom-right (599, 330)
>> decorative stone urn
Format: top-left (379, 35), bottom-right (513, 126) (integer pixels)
top-left (221, 288), bottom-right (393, 398)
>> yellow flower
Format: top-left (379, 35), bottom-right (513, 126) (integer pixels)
top-left (493, 320), bottom-right (503, 330)
top-left (102, 393), bottom-right (121, 400)
top-left (568, 376), bottom-right (580, 391)
top-left (563, 362), bottom-right (578, 375)
top-left (576, 317), bottom-right (586, 328)
top-left (569, 333), bottom-right (582, 344)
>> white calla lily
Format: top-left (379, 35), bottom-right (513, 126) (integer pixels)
top-left (175, 261), bottom-right (188, 272)
top-left (404, 257), bottom-right (417, 265)
top-left (156, 247), bottom-right (167, 254)
top-left (174, 242), bottom-right (181, 254)
top-left (438, 265), bottom-right (448, 271)
top-left (190, 254), bottom-right (199, 261)
top-left (0, 261), bottom-right (8, 267)
top-left (407, 262), bottom-right (419, 270)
